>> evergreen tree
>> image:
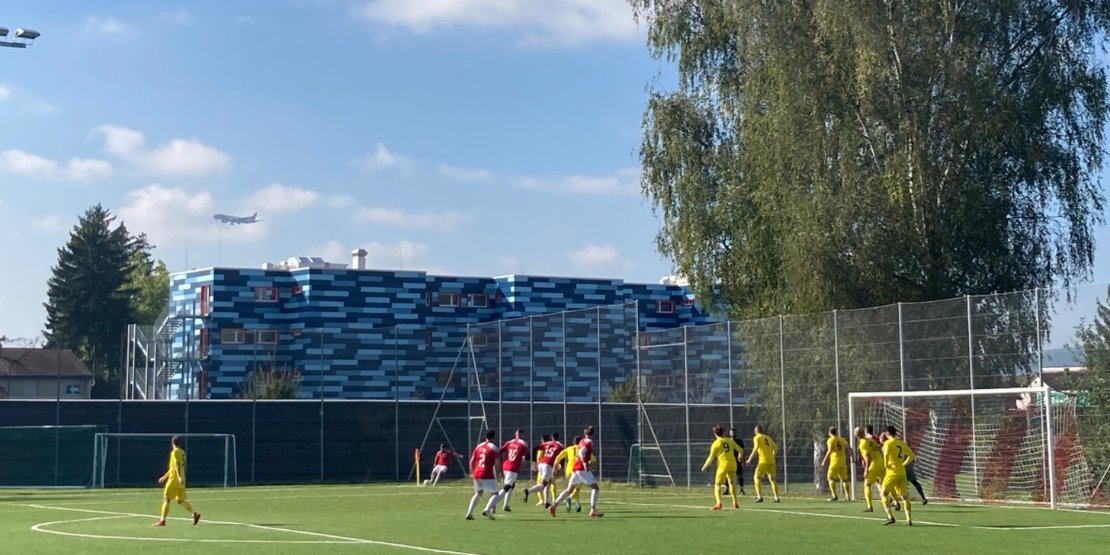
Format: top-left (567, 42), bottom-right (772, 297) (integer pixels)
top-left (44, 205), bottom-right (137, 397)
top-left (128, 233), bottom-right (170, 324)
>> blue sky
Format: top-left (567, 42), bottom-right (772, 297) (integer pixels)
top-left (0, 0), bottom-right (676, 340)
top-left (1, 0), bottom-right (1109, 349)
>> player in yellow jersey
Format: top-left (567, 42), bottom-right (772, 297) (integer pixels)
top-left (820, 427), bottom-right (850, 501)
top-left (854, 426), bottom-right (887, 512)
top-left (880, 426), bottom-right (913, 526)
top-left (554, 435), bottom-right (583, 512)
top-left (744, 425), bottom-right (780, 503)
top-left (701, 425), bottom-right (742, 510)
top-left (153, 436), bottom-right (201, 527)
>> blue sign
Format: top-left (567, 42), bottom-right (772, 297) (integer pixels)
top-left (65, 384), bottom-right (80, 395)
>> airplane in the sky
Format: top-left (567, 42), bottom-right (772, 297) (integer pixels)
top-left (213, 213), bottom-right (261, 225)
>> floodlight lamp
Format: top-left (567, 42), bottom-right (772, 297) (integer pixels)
top-left (0, 27), bottom-right (9, 37)
top-left (15, 28), bottom-right (40, 40)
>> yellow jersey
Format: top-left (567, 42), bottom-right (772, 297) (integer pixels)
top-left (555, 445), bottom-right (576, 475)
top-left (704, 437), bottom-right (742, 471)
top-left (858, 437), bottom-right (882, 469)
top-left (752, 433), bottom-right (776, 464)
top-left (826, 436), bottom-right (848, 467)
top-left (882, 437), bottom-right (914, 478)
top-left (166, 446), bottom-right (186, 485)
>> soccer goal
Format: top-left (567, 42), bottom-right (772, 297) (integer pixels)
top-left (0, 425), bottom-right (101, 488)
top-left (92, 433), bottom-right (238, 489)
top-left (848, 386), bottom-right (1093, 509)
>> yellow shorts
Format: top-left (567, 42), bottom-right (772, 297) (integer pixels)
top-left (865, 466), bottom-right (885, 484)
top-left (754, 462), bottom-right (776, 480)
top-left (881, 474), bottom-right (908, 499)
top-left (714, 467), bottom-right (737, 485)
top-left (163, 482), bottom-right (187, 501)
top-left (827, 465), bottom-right (847, 481)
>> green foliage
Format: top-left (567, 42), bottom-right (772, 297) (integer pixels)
top-left (606, 379), bottom-right (663, 403)
top-left (1071, 287), bottom-right (1110, 475)
top-left (43, 205), bottom-right (138, 398)
top-left (127, 234), bottom-right (170, 324)
top-left (238, 367), bottom-right (303, 400)
top-left (630, 0), bottom-right (1109, 318)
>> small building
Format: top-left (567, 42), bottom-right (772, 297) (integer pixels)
top-left (0, 348), bottom-right (94, 399)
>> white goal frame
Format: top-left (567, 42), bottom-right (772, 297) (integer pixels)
top-left (848, 386), bottom-right (1059, 509)
top-left (92, 433), bottom-right (238, 489)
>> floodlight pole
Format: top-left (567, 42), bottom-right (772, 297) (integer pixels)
top-left (0, 27), bottom-right (40, 49)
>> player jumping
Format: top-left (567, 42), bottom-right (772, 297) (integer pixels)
top-left (525, 432), bottom-right (564, 508)
top-left (701, 425), bottom-right (742, 509)
top-left (745, 425), bottom-right (780, 503)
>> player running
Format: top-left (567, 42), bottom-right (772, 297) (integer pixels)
top-left (525, 432), bottom-right (563, 508)
top-left (880, 426), bottom-right (914, 526)
top-left (465, 430), bottom-right (502, 521)
top-left (701, 425), bottom-right (742, 509)
top-left (745, 425), bottom-right (780, 503)
top-left (425, 444), bottom-right (461, 486)
top-left (550, 426), bottom-right (603, 518)
top-left (497, 429), bottom-right (529, 512)
top-left (153, 435), bottom-right (201, 527)
top-left (820, 427), bottom-right (850, 501)
top-left (553, 435), bottom-right (584, 512)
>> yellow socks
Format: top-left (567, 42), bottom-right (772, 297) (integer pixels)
top-left (160, 501), bottom-right (170, 519)
top-left (714, 484), bottom-right (723, 505)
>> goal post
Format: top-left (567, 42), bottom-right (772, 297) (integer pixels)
top-left (847, 386), bottom-right (1091, 510)
top-left (92, 433), bottom-right (238, 489)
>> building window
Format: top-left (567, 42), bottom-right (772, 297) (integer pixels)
top-left (469, 293), bottom-right (488, 308)
top-left (657, 300), bottom-right (675, 314)
top-left (256, 330), bottom-right (279, 344)
top-left (254, 287), bottom-right (280, 303)
top-left (438, 292), bottom-right (460, 307)
top-left (469, 332), bottom-right (488, 348)
top-left (220, 328), bottom-right (246, 344)
top-left (199, 285), bottom-right (211, 316)
top-left (425, 329), bottom-right (434, 349)
top-left (198, 329), bottom-right (209, 358)
top-left (291, 284), bottom-right (304, 295)
top-left (426, 291), bottom-right (434, 306)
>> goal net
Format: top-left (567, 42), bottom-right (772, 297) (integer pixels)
top-left (0, 425), bottom-right (100, 488)
top-left (848, 386), bottom-right (1092, 509)
top-left (93, 433), bottom-right (238, 488)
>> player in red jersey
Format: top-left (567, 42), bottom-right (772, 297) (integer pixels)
top-left (549, 426), bottom-right (603, 518)
top-left (524, 431), bottom-right (563, 508)
top-left (465, 430), bottom-right (502, 520)
top-left (425, 444), bottom-right (461, 486)
top-left (495, 429), bottom-right (529, 512)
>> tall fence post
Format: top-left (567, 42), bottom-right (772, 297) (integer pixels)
top-left (683, 325), bottom-right (691, 488)
top-left (778, 315), bottom-right (788, 493)
top-left (497, 321), bottom-right (503, 440)
top-left (727, 321), bottom-right (734, 429)
top-left (597, 305), bottom-right (603, 480)
top-left (833, 310), bottom-right (842, 436)
top-left (1035, 288), bottom-right (1044, 380)
top-left (966, 295), bottom-right (978, 496)
top-left (635, 302), bottom-right (643, 485)
top-left (897, 303), bottom-right (906, 433)
top-left (562, 311), bottom-right (568, 455)
top-left (529, 317), bottom-right (534, 453)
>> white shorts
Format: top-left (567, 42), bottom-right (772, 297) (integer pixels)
top-left (473, 479), bottom-right (497, 493)
top-left (432, 464), bottom-right (448, 475)
top-left (537, 463), bottom-right (554, 482)
top-left (502, 471), bottom-right (519, 486)
top-left (569, 470), bottom-right (597, 487)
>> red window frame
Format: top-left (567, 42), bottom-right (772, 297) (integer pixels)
top-left (199, 285), bottom-right (211, 316)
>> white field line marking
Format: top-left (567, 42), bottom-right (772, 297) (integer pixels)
top-left (26, 504), bottom-right (481, 554)
top-left (971, 524), bottom-right (1110, 531)
top-left (31, 515), bottom-right (356, 544)
top-left (952, 502), bottom-right (1110, 517)
top-left (45, 491), bottom-right (435, 506)
top-left (605, 500), bottom-right (959, 527)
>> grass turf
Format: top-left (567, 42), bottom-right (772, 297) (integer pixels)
top-left (3, 482), bottom-right (1110, 554)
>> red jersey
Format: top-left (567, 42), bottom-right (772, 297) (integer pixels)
top-left (471, 441), bottom-right (499, 480)
top-left (501, 438), bottom-right (529, 473)
top-left (539, 440), bottom-right (564, 466)
top-left (434, 450), bottom-right (454, 466)
top-left (573, 437), bottom-right (594, 472)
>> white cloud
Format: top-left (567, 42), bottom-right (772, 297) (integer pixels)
top-left (32, 215), bottom-right (67, 233)
top-left (95, 125), bottom-right (231, 176)
top-left (438, 164), bottom-right (492, 182)
top-left (353, 143), bottom-right (412, 172)
top-left (567, 243), bottom-right (633, 275)
top-left (158, 11), bottom-right (193, 25)
top-left (311, 239), bottom-right (431, 270)
top-left (241, 183), bottom-right (320, 214)
top-left (84, 16), bottom-right (128, 35)
top-left (353, 0), bottom-right (640, 47)
top-left (120, 185), bottom-right (268, 246)
top-left (326, 194), bottom-right (357, 209)
top-left (354, 206), bottom-right (471, 231)
top-left (0, 85), bottom-right (10, 101)
top-left (0, 150), bottom-right (113, 181)
top-left (517, 167), bottom-right (639, 195)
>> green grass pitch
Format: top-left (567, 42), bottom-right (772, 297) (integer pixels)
top-left (4, 482), bottom-right (1110, 554)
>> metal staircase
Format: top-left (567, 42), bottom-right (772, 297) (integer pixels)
top-left (125, 311), bottom-right (189, 400)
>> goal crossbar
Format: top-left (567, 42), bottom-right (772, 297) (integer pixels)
top-left (93, 433), bottom-right (238, 489)
top-left (847, 386), bottom-right (1060, 509)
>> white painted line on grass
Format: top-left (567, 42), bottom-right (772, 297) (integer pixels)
top-left (26, 504), bottom-right (482, 554)
top-left (605, 500), bottom-right (959, 527)
top-left (971, 524), bottom-right (1110, 531)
